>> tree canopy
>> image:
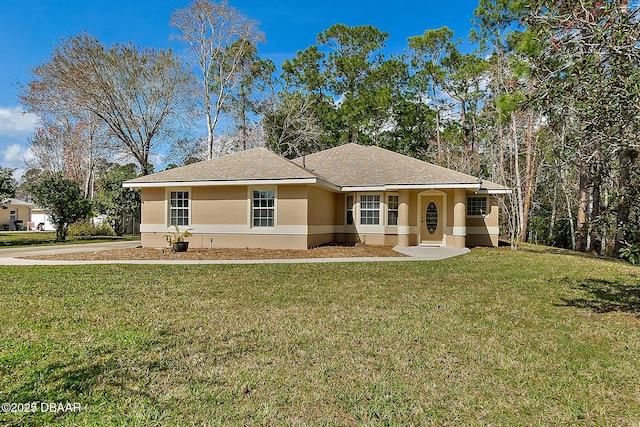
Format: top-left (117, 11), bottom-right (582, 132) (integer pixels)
top-left (29, 173), bottom-right (92, 242)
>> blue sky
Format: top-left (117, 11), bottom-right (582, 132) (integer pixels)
top-left (0, 0), bottom-right (480, 178)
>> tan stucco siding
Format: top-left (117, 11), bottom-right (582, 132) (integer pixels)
top-left (277, 185), bottom-right (307, 226)
top-left (192, 186), bottom-right (247, 225)
top-left (138, 185), bottom-right (501, 250)
top-left (142, 188), bottom-right (165, 225)
top-left (307, 233), bottom-right (334, 248)
top-left (307, 186), bottom-right (335, 226)
top-left (466, 196), bottom-right (500, 247)
top-left (408, 190), bottom-right (419, 227)
top-left (466, 233), bottom-right (499, 247)
top-left (0, 205), bottom-right (31, 227)
top-left (141, 232), bottom-right (308, 250)
top-left (334, 193), bottom-right (345, 225)
top-left (444, 189), bottom-right (455, 228)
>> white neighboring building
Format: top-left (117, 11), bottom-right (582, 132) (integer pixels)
top-left (30, 208), bottom-right (56, 231)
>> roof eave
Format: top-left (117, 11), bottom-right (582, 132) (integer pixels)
top-left (123, 177), bottom-right (328, 189)
top-left (340, 183), bottom-right (512, 193)
top-left (474, 188), bottom-right (512, 195)
top-left (384, 183), bottom-right (481, 190)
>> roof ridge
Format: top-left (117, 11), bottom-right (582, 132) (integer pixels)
top-left (279, 152), bottom-right (329, 181)
top-left (366, 145), bottom-right (484, 182)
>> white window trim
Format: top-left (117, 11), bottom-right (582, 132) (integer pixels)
top-left (248, 186), bottom-right (277, 229)
top-left (467, 196), bottom-right (489, 218)
top-left (345, 193), bottom-right (355, 226)
top-left (358, 192), bottom-right (383, 227)
top-left (166, 188), bottom-right (191, 227)
top-left (386, 193), bottom-right (399, 227)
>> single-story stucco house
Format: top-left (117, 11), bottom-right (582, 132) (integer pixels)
top-left (1, 198), bottom-right (35, 231)
top-left (124, 143), bottom-right (510, 250)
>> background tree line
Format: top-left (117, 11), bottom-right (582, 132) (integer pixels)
top-left (9, 0), bottom-right (640, 260)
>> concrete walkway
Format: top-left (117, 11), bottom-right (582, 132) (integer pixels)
top-left (0, 242), bottom-right (469, 266)
top-left (0, 240), bottom-right (142, 264)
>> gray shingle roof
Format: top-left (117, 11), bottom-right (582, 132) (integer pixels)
top-left (126, 147), bottom-right (317, 184)
top-left (125, 143), bottom-right (508, 192)
top-left (292, 143), bottom-right (506, 190)
top-left (4, 198), bottom-right (36, 207)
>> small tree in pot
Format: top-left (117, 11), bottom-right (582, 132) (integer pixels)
top-left (164, 225), bottom-right (193, 252)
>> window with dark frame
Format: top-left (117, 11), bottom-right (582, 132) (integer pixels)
top-left (346, 195), bottom-right (354, 225)
top-left (467, 197), bottom-right (487, 216)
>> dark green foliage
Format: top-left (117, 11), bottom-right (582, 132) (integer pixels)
top-left (29, 173), bottom-right (91, 242)
top-left (93, 163), bottom-right (141, 236)
top-left (0, 167), bottom-right (16, 208)
top-left (519, 0), bottom-right (640, 256)
top-left (618, 243), bottom-right (640, 265)
top-left (277, 24), bottom-right (418, 153)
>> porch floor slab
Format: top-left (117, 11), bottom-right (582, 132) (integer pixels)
top-left (392, 245), bottom-right (470, 260)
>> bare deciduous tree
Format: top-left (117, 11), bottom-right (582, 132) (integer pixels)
top-left (264, 93), bottom-right (325, 159)
top-left (27, 113), bottom-right (110, 198)
top-left (171, 0), bottom-right (265, 159)
top-left (21, 32), bottom-right (194, 176)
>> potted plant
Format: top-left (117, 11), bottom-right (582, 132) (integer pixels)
top-left (164, 224), bottom-right (193, 252)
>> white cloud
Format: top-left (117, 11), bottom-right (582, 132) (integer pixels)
top-left (3, 143), bottom-right (24, 164)
top-left (1, 142), bottom-right (32, 175)
top-left (0, 106), bottom-right (39, 137)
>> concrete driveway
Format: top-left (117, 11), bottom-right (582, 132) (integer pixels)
top-left (0, 242), bottom-right (468, 265)
top-left (0, 240), bottom-right (141, 264)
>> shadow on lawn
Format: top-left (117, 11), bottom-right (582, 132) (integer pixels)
top-left (5, 358), bottom-right (113, 403)
top-left (557, 277), bottom-right (640, 316)
top-left (4, 344), bottom-right (166, 410)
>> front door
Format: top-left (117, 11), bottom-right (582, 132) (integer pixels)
top-left (420, 196), bottom-right (443, 245)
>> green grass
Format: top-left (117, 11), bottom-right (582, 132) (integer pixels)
top-left (1, 247), bottom-right (639, 425)
top-left (0, 232), bottom-right (138, 247)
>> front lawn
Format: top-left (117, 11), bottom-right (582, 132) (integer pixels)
top-left (1, 248), bottom-right (639, 425)
top-left (0, 232), bottom-right (137, 247)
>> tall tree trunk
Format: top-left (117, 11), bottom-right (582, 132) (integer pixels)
top-left (589, 178), bottom-right (601, 254)
top-left (461, 101), bottom-right (469, 156)
top-left (518, 112), bottom-right (539, 242)
top-left (432, 85), bottom-right (442, 165)
top-left (205, 83), bottom-right (214, 160)
top-left (558, 158), bottom-right (577, 250)
top-left (511, 116), bottom-right (524, 242)
top-left (614, 147), bottom-right (634, 255)
top-left (576, 163), bottom-right (589, 252)
top-left (549, 183), bottom-right (557, 242)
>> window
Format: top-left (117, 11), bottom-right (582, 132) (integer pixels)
top-left (387, 195), bottom-right (399, 226)
top-left (253, 189), bottom-right (275, 227)
top-left (360, 194), bottom-right (380, 225)
top-left (170, 191), bottom-right (189, 225)
top-left (426, 201), bottom-right (438, 234)
top-left (346, 195), bottom-right (354, 225)
top-left (467, 197), bottom-right (487, 216)
top-left (9, 210), bottom-right (16, 221)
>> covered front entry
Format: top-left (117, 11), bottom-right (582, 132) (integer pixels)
top-left (420, 193), bottom-right (444, 246)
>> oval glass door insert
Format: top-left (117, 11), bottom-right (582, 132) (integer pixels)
top-left (426, 201), bottom-right (438, 235)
